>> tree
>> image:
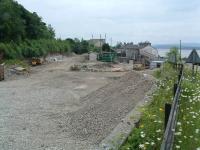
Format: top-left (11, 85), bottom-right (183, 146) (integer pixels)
top-left (115, 42), bottom-right (122, 49)
top-left (0, 0), bottom-right (55, 42)
top-left (167, 47), bottom-right (180, 63)
top-left (102, 43), bottom-right (110, 52)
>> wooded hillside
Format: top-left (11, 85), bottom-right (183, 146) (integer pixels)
top-left (0, 0), bottom-right (97, 60)
top-left (0, 0), bottom-right (55, 42)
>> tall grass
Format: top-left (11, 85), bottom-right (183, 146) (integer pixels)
top-left (120, 63), bottom-right (178, 150)
top-left (173, 68), bottom-right (200, 150)
top-left (0, 39), bottom-right (71, 59)
top-left (120, 64), bottom-right (200, 150)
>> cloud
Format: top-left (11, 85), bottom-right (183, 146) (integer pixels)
top-left (16, 0), bottom-right (200, 44)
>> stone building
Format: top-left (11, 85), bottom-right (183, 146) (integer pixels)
top-left (88, 39), bottom-right (106, 48)
top-left (115, 41), bottom-right (158, 66)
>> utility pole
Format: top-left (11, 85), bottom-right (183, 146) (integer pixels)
top-left (100, 34), bottom-right (102, 53)
top-left (110, 37), bottom-right (112, 72)
top-left (180, 40), bottom-right (182, 62)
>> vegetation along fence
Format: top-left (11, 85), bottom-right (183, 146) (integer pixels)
top-left (160, 64), bottom-right (183, 150)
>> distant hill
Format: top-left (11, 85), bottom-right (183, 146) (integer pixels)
top-left (153, 43), bottom-right (200, 50)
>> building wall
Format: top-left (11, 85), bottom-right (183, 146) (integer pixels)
top-left (88, 39), bottom-right (106, 48)
top-left (126, 49), bottom-right (140, 60)
top-left (140, 45), bottom-right (158, 60)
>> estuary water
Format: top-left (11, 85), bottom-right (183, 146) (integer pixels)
top-left (158, 49), bottom-right (200, 58)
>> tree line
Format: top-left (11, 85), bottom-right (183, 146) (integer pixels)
top-left (0, 0), bottom-right (97, 60)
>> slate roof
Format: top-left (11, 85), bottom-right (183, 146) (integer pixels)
top-left (186, 49), bottom-right (200, 64)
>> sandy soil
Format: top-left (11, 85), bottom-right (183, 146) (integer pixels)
top-left (0, 56), bottom-right (154, 150)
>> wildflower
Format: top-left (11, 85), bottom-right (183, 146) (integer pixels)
top-left (140, 132), bottom-right (146, 138)
top-left (139, 144), bottom-right (145, 149)
top-left (140, 124), bottom-right (144, 128)
top-left (195, 129), bottom-right (199, 134)
top-left (156, 129), bottom-right (161, 133)
top-left (177, 122), bottom-right (181, 126)
top-left (151, 142), bottom-right (155, 146)
top-left (176, 145), bottom-right (180, 149)
top-left (145, 142), bottom-right (150, 145)
top-left (159, 108), bottom-right (164, 112)
top-left (197, 147), bottom-right (200, 150)
top-left (157, 138), bottom-right (161, 141)
top-left (175, 132), bottom-right (181, 136)
top-left (193, 115), bottom-right (196, 119)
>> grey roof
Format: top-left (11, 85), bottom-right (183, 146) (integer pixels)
top-left (186, 49), bottom-right (200, 64)
top-left (140, 45), bottom-right (158, 58)
top-left (122, 43), bottom-right (139, 49)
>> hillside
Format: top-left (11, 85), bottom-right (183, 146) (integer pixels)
top-left (0, 0), bottom-right (96, 60)
top-left (0, 0), bottom-right (55, 42)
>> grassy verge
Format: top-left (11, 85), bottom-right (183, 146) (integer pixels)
top-left (120, 64), bottom-right (200, 150)
top-left (120, 63), bottom-right (178, 150)
top-left (173, 69), bottom-right (200, 149)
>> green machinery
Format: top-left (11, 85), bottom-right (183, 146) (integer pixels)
top-left (97, 52), bottom-right (117, 62)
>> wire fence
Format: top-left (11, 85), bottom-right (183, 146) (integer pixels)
top-left (160, 64), bottom-right (183, 150)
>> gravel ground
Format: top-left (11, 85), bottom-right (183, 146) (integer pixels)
top-left (0, 56), bottom-right (154, 150)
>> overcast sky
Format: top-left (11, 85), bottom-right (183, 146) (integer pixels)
top-left (16, 0), bottom-right (200, 45)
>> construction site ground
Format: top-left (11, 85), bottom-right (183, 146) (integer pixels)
top-left (0, 55), bottom-right (154, 150)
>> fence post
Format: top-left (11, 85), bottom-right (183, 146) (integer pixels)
top-left (165, 103), bottom-right (172, 130)
top-left (192, 64), bottom-right (194, 77)
top-left (174, 83), bottom-right (178, 97)
top-left (178, 74), bottom-right (181, 82)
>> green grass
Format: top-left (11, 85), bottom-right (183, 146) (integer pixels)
top-left (120, 63), bottom-right (178, 150)
top-left (120, 65), bottom-right (200, 150)
top-left (173, 69), bottom-right (200, 150)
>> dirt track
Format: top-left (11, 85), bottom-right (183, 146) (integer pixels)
top-left (0, 56), bottom-right (154, 150)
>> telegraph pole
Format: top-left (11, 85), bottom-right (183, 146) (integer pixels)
top-left (100, 34), bottom-right (102, 53)
top-left (110, 38), bottom-right (112, 47)
top-left (180, 40), bottom-right (182, 62)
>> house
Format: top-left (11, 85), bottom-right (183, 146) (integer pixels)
top-left (140, 45), bottom-right (159, 65)
top-left (115, 41), bottom-right (159, 66)
top-left (88, 39), bottom-right (106, 48)
top-left (123, 43), bottom-right (140, 60)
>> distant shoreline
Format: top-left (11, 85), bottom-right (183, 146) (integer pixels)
top-left (157, 49), bottom-right (200, 57)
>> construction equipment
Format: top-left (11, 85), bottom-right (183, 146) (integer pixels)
top-left (0, 64), bottom-right (4, 81)
top-left (31, 57), bottom-right (43, 66)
